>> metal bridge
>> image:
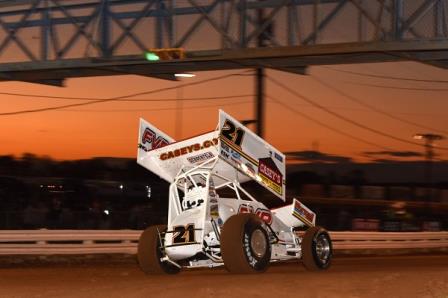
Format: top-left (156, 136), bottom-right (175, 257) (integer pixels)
top-left (0, 0), bottom-right (447, 85)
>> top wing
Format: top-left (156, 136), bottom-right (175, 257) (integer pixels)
top-left (136, 111), bottom-right (286, 201)
top-left (137, 118), bottom-right (250, 184)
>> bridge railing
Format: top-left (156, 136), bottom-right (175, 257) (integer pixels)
top-left (0, 230), bottom-right (446, 255)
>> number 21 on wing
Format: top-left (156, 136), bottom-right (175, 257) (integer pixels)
top-left (221, 119), bottom-right (245, 147)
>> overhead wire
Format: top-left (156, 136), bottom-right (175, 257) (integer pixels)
top-left (0, 71), bottom-right (249, 116)
top-left (266, 75), bottom-right (448, 151)
top-left (323, 66), bottom-right (448, 83)
top-left (345, 81), bottom-right (448, 92)
top-left (64, 99), bottom-right (253, 112)
top-left (267, 95), bottom-right (393, 151)
top-left (311, 75), bottom-right (448, 135)
top-left (0, 92), bottom-right (253, 102)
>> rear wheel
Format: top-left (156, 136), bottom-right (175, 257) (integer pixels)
top-left (137, 225), bottom-right (180, 274)
top-left (221, 214), bottom-right (271, 273)
top-left (302, 226), bottom-right (332, 271)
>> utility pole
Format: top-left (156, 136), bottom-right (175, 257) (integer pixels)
top-left (174, 73), bottom-right (195, 139)
top-left (255, 1), bottom-right (271, 138)
top-left (414, 133), bottom-right (444, 202)
top-left (175, 86), bottom-right (183, 139)
top-left (255, 67), bottom-right (265, 138)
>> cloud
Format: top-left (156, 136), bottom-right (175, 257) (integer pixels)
top-left (364, 151), bottom-right (423, 158)
top-left (285, 150), bottom-right (353, 163)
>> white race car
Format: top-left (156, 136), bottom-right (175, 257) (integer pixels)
top-left (136, 110), bottom-right (332, 274)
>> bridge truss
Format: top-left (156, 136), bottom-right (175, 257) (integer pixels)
top-left (0, 0), bottom-right (445, 85)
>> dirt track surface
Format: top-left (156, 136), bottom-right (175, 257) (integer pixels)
top-left (0, 255), bottom-right (447, 298)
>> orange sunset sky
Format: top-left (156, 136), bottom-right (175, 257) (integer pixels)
top-left (1, 61), bottom-right (447, 162)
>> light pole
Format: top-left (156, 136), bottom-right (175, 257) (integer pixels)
top-left (413, 133), bottom-right (445, 202)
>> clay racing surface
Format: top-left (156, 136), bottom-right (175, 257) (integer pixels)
top-left (0, 254), bottom-right (447, 298)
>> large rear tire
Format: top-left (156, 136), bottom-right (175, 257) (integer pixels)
top-left (137, 225), bottom-right (180, 274)
top-left (221, 214), bottom-right (271, 274)
top-left (302, 226), bottom-right (332, 271)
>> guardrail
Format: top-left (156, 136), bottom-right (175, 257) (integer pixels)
top-left (331, 231), bottom-right (448, 250)
top-left (0, 230), bottom-right (140, 255)
top-left (0, 230), bottom-right (446, 255)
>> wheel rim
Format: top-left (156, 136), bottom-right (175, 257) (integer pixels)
top-left (250, 229), bottom-right (267, 258)
top-left (315, 234), bottom-right (331, 264)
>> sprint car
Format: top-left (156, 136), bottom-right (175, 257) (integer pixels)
top-left (136, 110), bottom-right (332, 274)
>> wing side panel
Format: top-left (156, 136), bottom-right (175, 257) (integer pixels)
top-left (218, 110), bottom-right (286, 201)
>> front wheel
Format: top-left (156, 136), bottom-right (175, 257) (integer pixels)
top-left (302, 226), bottom-right (332, 271)
top-left (220, 214), bottom-right (271, 274)
top-left (137, 225), bottom-right (180, 274)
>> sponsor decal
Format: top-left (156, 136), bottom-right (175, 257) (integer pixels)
top-left (140, 127), bottom-right (170, 151)
top-left (231, 158), bottom-right (243, 167)
top-left (231, 151), bottom-right (241, 160)
top-left (255, 208), bottom-right (273, 225)
top-left (238, 205), bottom-right (272, 225)
top-left (220, 136), bottom-right (259, 167)
top-left (238, 205), bottom-right (254, 214)
top-left (244, 163), bottom-right (256, 176)
top-left (259, 176), bottom-right (282, 195)
top-left (160, 138), bottom-right (218, 160)
top-left (274, 152), bottom-right (283, 162)
top-left (187, 152), bottom-right (215, 164)
top-left (220, 141), bottom-right (243, 166)
top-left (259, 163), bottom-right (281, 185)
top-left (221, 142), bottom-right (230, 153)
top-left (292, 200), bottom-right (315, 227)
top-left (258, 158), bottom-right (283, 195)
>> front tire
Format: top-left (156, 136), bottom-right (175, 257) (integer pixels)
top-left (137, 225), bottom-right (180, 274)
top-left (302, 226), bottom-right (332, 271)
top-left (221, 214), bottom-right (271, 274)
